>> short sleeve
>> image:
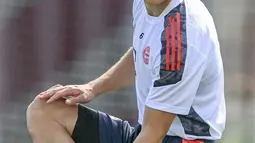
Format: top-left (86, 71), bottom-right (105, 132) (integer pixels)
top-left (146, 43), bottom-right (207, 115)
top-left (145, 15), bottom-right (208, 115)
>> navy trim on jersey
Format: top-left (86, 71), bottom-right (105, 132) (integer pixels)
top-left (178, 107), bottom-right (211, 137)
top-left (154, 3), bottom-right (187, 87)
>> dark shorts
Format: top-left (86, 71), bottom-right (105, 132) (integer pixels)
top-left (71, 104), bottom-right (215, 143)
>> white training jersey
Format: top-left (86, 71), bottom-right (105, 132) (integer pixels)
top-left (132, 0), bottom-right (226, 140)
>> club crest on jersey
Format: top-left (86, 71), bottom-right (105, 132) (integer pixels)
top-left (143, 46), bottom-right (150, 65)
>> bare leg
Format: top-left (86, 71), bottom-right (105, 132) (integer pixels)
top-left (26, 96), bottom-right (78, 143)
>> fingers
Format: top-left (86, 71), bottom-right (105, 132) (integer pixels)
top-left (46, 87), bottom-right (81, 104)
top-left (38, 84), bottom-right (93, 105)
top-left (49, 84), bottom-right (63, 89)
top-left (39, 86), bottom-right (65, 100)
top-left (65, 95), bottom-right (87, 106)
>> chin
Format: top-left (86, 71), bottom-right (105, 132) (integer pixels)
top-left (144, 0), bottom-right (167, 5)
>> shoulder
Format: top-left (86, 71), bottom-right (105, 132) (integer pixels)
top-left (184, 0), bottom-right (219, 52)
top-left (163, 0), bottom-right (218, 56)
top-left (133, 0), bottom-right (143, 9)
top-left (152, 0), bottom-right (216, 69)
top-left (133, 0), bottom-right (144, 17)
top-left (133, 0), bottom-right (144, 27)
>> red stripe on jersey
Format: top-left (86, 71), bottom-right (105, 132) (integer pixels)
top-left (177, 12), bottom-right (181, 71)
top-left (182, 139), bottom-right (204, 143)
top-left (166, 21), bottom-right (170, 71)
top-left (171, 17), bottom-right (176, 71)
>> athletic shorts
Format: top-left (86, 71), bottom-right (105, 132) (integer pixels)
top-left (71, 104), bottom-right (215, 143)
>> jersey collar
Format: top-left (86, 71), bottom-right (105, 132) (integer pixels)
top-left (145, 0), bottom-right (184, 24)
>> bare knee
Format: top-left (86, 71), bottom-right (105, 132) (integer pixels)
top-left (27, 96), bottom-right (55, 122)
top-left (26, 96), bottom-right (78, 135)
top-left (26, 96), bottom-right (56, 134)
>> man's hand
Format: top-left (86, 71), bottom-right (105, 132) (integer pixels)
top-left (39, 84), bottom-right (96, 105)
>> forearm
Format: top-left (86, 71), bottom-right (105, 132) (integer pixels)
top-left (89, 47), bottom-right (135, 96)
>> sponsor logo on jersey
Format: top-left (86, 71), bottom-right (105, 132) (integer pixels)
top-left (143, 46), bottom-right (150, 64)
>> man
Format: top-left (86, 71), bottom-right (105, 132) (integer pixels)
top-left (26, 0), bottom-right (226, 142)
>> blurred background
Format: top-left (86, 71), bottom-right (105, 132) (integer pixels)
top-left (0, 0), bottom-right (254, 143)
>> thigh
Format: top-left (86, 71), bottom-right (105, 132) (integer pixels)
top-left (71, 104), bottom-right (100, 143)
top-left (98, 111), bottom-right (137, 143)
top-left (71, 104), bottom-right (136, 143)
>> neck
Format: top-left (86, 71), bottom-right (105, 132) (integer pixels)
top-left (145, 0), bottom-right (172, 17)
